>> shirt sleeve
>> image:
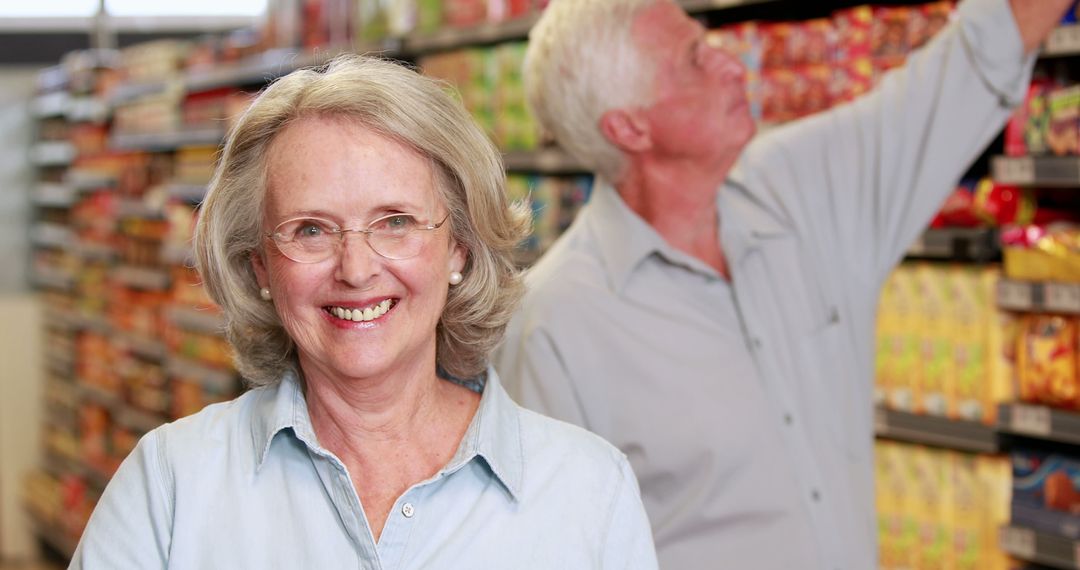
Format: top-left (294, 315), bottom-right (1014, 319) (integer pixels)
top-left (601, 457), bottom-right (659, 570)
top-left (734, 0), bottom-right (1035, 283)
top-left (494, 324), bottom-right (591, 429)
top-left (69, 428), bottom-right (173, 569)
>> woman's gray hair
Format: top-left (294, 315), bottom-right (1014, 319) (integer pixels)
top-left (524, 0), bottom-right (657, 183)
top-left (194, 54), bottom-right (531, 386)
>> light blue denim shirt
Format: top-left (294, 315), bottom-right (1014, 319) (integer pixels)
top-left (496, 0), bottom-right (1035, 568)
top-left (69, 369), bottom-right (658, 569)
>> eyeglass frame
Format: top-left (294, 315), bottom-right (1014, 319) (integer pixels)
top-left (264, 212), bottom-right (451, 263)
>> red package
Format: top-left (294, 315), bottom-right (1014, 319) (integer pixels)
top-left (833, 5), bottom-right (873, 61)
top-left (872, 6), bottom-right (912, 59)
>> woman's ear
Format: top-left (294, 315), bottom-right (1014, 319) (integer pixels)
top-left (599, 107), bottom-right (653, 153)
top-left (251, 249), bottom-right (269, 289)
top-left (449, 241), bottom-right (467, 275)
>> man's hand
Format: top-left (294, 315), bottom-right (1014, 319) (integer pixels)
top-left (1010, 0), bottom-right (1075, 53)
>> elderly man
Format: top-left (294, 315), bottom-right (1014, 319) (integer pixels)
top-left (495, 0), bottom-right (1072, 567)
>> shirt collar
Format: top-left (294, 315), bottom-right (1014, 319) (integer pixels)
top-left (249, 367), bottom-right (524, 501)
top-left (587, 179), bottom-right (720, 291)
top-left (442, 368), bottom-right (523, 501)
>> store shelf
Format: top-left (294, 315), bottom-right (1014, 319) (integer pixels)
top-left (71, 241), bottom-right (115, 261)
top-left (114, 406), bottom-right (167, 434)
top-left (72, 311), bottom-right (112, 335)
top-left (405, 16), bottom-right (538, 54)
top-left (66, 170), bottom-right (116, 191)
top-left (403, 0), bottom-right (773, 54)
top-left (905, 227), bottom-right (999, 262)
top-left (992, 156), bottom-right (1080, 187)
top-left (32, 183), bottom-right (76, 208)
top-left (678, 0), bottom-right (778, 13)
top-left (1044, 24), bottom-right (1080, 58)
top-left (44, 444), bottom-right (112, 490)
top-left (25, 508), bottom-right (77, 560)
top-left (874, 406), bottom-right (999, 453)
top-left (165, 183), bottom-right (207, 203)
top-left (503, 148), bottom-right (587, 174)
top-left (185, 48), bottom-right (318, 92)
top-left (999, 403), bottom-right (1080, 446)
top-left (31, 222), bottom-right (73, 249)
top-left (1000, 525), bottom-right (1080, 569)
top-left (166, 356), bottom-right (235, 391)
top-left (32, 266), bottom-right (76, 292)
top-left (997, 279), bottom-right (1080, 314)
top-left (30, 141), bottom-right (76, 167)
top-left (112, 265), bottom-right (170, 290)
top-left (77, 382), bottom-right (121, 409)
top-left (162, 243), bottom-right (194, 266)
top-left (30, 91), bottom-right (70, 118)
top-left (44, 345), bottom-right (75, 377)
top-left (110, 127), bottom-right (225, 152)
top-left (117, 197), bottom-right (164, 219)
top-left (114, 330), bottom-right (167, 361)
top-left (108, 80), bottom-right (171, 107)
top-left (166, 305), bottom-right (225, 334)
top-left (66, 96), bottom-right (108, 123)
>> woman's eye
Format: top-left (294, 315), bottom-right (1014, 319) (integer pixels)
top-left (296, 223), bottom-right (326, 238)
top-left (385, 215), bottom-right (414, 230)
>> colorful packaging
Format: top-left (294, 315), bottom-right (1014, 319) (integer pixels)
top-left (1017, 314), bottom-right (1080, 410)
top-left (1048, 84), bottom-right (1080, 156)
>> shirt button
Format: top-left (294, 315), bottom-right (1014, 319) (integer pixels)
top-left (811, 489), bottom-right (821, 502)
top-left (750, 337), bottom-right (762, 350)
top-left (402, 503), bottom-right (415, 518)
top-left (783, 413), bottom-right (793, 425)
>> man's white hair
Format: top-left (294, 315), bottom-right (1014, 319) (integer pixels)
top-left (524, 0), bottom-right (658, 183)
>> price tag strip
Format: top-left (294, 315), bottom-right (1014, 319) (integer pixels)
top-left (1010, 404), bottom-right (1053, 438)
top-left (997, 280), bottom-right (1035, 311)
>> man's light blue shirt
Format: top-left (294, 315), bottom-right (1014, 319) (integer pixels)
top-left (70, 369), bottom-right (658, 569)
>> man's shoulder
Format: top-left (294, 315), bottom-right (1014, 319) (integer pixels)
top-left (522, 227), bottom-right (612, 310)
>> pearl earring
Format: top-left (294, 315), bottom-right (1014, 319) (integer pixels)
top-left (260, 287), bottom-right (272, 301)
top-left (449, 271), bottom-right (463, 285)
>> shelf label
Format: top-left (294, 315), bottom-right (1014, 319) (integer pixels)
top-left (1046, 25), bottom-right (1080, 56)
top-left (873, 407), bottom-right (888, 433)
top-left (993, 156), bottom-right (1035, 185)
top-left (1046, 283), bottom-right (1080, 314)
top-left (1011, 404), bottom-right (1052, 437)
top-left (997, 280), bottom-right (1034, 310)
top-left (1000, 526), bottom-right (1036, 559)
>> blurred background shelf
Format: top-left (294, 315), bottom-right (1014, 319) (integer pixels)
top-left (998, 404), bottom-right (1080, 447)
top-left (1000, 525), bottom-right (1080, 569)
top-left (997, 280), bottom-right (1080, 314)
top-left (992, 156), bottom-right (1080, 187)
top-left (873, 406), bottom-right (999, 453)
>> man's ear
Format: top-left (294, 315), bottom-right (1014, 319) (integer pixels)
top-left (599, 108), bottom-right (652, 154)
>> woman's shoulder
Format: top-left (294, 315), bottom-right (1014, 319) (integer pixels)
top-left (516, 405), bottom-right (629, 480)
top-left (148, 384), bottom-right (275, 463)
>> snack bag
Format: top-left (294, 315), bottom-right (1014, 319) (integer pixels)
top-left (1017, 314), bottom-right (1080, 410)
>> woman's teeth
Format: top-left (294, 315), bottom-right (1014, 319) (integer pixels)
top-left (329, 299), bottom-right (392, 322)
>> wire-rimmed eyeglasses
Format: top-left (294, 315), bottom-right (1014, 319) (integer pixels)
top-left (266, 213), bottom-right (450, 263)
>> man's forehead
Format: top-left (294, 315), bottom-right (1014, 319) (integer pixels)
top-left (631, 1), bottom-right (693, 42)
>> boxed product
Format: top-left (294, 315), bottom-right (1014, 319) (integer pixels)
top-left (914, 263), bottom-right (954, 416)
top-left (1047, 84), bottom-right (1080, 156)
top-left (1017, 314), bottom-right (1080, 411)
top-left (1011, 449), bottom-right (1080, 539)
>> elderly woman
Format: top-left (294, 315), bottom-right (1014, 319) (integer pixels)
top-left (70, 55), bottom-right (657, 569)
